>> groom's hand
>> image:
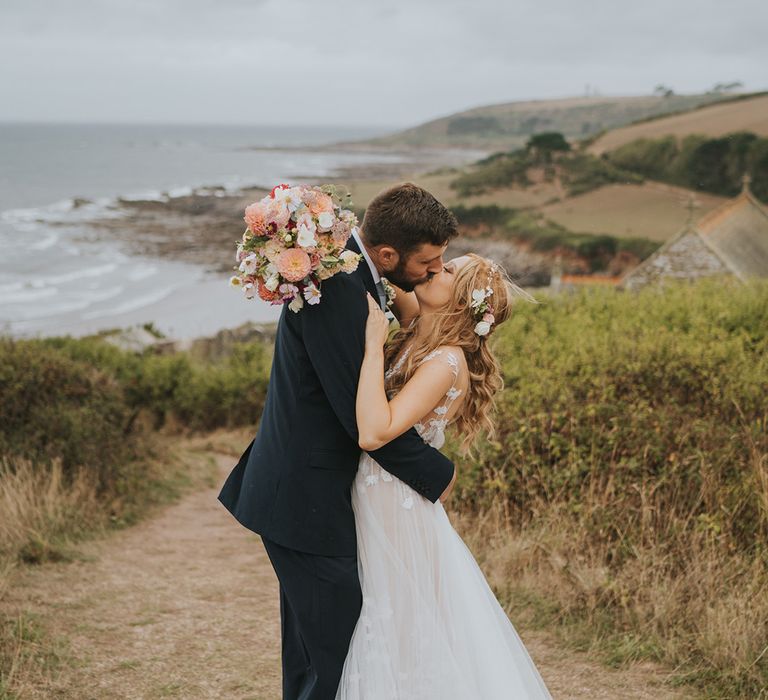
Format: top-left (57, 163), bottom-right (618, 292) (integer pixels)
top-left (438, 467), bottom-right (457, 503)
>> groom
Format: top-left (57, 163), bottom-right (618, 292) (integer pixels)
top-left (217, 182), bottom-right (459, 699)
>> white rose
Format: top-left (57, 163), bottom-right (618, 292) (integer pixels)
top-left (339, 249), bottom-right (360, 273)
top-left (288, 295), bottom-right (304, 313)
top-left (265, 274), bottom-right (280, 292)
top-left (317, 211), bottom-right (334, 231)
top-left (474, 320), bottom-right (491, 336)
top-left (471, 289), bottom-right (486, 306)
top-left (316, 264), bottom-right (335, 280)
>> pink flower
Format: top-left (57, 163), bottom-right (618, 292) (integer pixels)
top-left (331, 221), bottom-right (350, 246)
top-left (244, 202), bottom-right (269, 235)
top-left (482, 313), bottom-right (495, 324)
top-left (266, 200), bottom-right (290, 230)
top-left (276, 248), bottom-right (312, 282)
top-left (303, 190), bottom-right (334, 216)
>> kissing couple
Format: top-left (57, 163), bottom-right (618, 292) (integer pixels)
top-left (218, 183), bottom-right (553, 699)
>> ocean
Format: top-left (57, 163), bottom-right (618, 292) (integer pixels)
top-left (0, 122), bottom-right (403, 340)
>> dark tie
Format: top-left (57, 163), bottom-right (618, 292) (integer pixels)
top-left (374, 280), bottom-right (387, 310)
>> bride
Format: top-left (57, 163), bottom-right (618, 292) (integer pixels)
top-left (335, 253), bottom-right (553, 699)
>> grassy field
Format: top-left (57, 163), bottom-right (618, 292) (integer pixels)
top-left (342, 171), bottom-right (562, 211)
top-left (341, 172), bottom-right (715, 247)
top-left (540, 182), bottom-right (727, 241)
top-left (588, 93), bottom-right (768, 155)
top-left (347, 93), bottom-right (733, 151)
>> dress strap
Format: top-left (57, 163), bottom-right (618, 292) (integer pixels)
top-left (416, 348), bottom-right (463, 418)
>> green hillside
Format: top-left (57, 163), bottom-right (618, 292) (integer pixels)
top-left (351, 93), bottom-right (739, 151)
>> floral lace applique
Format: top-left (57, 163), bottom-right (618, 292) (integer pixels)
top-left (362, 346), bottom-right (464, 508)
top-left (388, 347), bottom-right (464, 453)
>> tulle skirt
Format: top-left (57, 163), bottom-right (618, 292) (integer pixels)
top-left (335, 453), bottom-right (553, 699)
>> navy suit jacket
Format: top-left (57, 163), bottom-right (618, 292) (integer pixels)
top-left (217, 236), bottom-right (456, 556)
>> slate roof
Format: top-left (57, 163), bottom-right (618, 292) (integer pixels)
top-left (620, 176), bottom-right (768, 288)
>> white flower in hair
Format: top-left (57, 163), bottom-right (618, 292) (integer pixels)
top-left (470, 283), bottom-right (496, 337)
top-left (474, 320), bottom-right (492, 336)
top-left (471, 289), bottom-right (486, 307)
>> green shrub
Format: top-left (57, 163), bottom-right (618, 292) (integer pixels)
top-left (608, 131), bottom-right (768, 202)
top-left (450, 153), bottom-right (531, 196)
top-left (475, 279), bottom-right (768, 553)
top-left (0, 338), bottom-right (135, 485)
top-left (450, 203), bottom-right (515, 227)
top-left (560, 153), bottom-right (644, 196)
top-left (0, 335), bottom-right (273, 481)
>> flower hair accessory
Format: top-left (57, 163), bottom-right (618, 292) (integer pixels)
top-left (470, 262), bottom-right (499, 337)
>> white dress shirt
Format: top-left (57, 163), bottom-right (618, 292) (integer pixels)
top-left (352, 227), bottom-right (381, 286)
top-left (352, 228), bottom-right (389, 311)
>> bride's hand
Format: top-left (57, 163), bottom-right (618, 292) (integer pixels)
top-left (365, 292), bottom-right (389, 349)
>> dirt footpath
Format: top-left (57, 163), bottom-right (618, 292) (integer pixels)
top-left (1, 453), bottom-right (696, 699)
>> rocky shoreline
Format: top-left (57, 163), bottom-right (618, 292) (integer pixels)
top-left (71, 150), bottom-right (552, 348)
top-left (79, 177), bottom-right (551, 287)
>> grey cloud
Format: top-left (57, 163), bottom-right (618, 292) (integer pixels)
top-left (0, 0), bottom-right (765, 126)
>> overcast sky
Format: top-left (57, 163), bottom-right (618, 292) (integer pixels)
top-left (1, 0), bottom-right (766, 128)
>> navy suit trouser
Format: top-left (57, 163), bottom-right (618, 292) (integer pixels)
top-left (261, 535), bottom-right (362, 700)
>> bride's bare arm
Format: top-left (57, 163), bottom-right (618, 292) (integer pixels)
top-left (357, 294), bottom-right (459, 451)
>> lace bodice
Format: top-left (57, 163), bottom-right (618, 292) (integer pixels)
top-left (357, 345), bottom-right (464, 511)
top-left (383, 345), bottom-right (463, 450)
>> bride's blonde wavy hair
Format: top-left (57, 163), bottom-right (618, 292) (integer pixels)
top-left (384, 254), bottom-right (538, 454)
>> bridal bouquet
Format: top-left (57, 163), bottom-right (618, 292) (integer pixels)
top-left (229, 183), bottom-right (361, 312)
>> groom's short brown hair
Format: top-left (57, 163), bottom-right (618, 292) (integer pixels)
top-left (360, 182), bottom-right (459, 255)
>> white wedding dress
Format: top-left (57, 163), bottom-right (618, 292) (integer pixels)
top-left (335, 347), bottom-right (553, 699)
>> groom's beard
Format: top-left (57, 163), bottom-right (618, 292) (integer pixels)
top-left (383, 261), bottom-right (432, 292)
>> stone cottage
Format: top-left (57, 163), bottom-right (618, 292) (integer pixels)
top-left (619, 176), bottom-right (768, 290)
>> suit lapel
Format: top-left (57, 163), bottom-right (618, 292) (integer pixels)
top-left (345, 235), bottom-right (380, 302)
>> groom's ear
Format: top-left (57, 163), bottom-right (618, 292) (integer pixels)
top-left (373, 245), bottom-right (400, 271)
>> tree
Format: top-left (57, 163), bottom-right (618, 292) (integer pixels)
top-left (525, 132), bottom-right (571, 164)
top-left (653, 84), bottom-right (675, 97)
top-left (710, 81), bottom-right (744, 93)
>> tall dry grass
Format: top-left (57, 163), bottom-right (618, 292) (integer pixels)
top-left (0, 455), bottom-right (103, 580)
top-left (0, 455), bottom-right (104, 697)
